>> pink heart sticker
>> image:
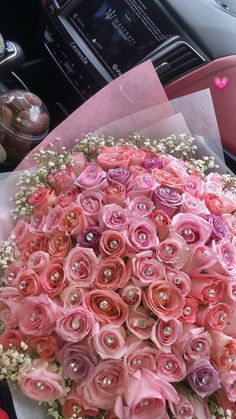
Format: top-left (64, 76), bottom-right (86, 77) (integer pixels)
top-left (214, 76), bottom-right (229, 91)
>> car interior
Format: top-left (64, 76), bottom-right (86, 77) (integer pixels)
top-left (0, 0), bottom-right (236, 413)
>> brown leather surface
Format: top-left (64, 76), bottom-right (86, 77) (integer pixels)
top-left (165, 56), bottom-right (236, 155)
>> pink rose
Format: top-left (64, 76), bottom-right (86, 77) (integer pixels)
top-left (124, 216), bottom-right (158, 254)
top-left (58, 186), bottom-right (78, 208)
top-left (107, 167), bottom-right (133, 188)
top-left (61, 388), bottom-right (98, 418)
top-left (18, 360), bottom-right (66, 402)
top-left (28, 334), bottom-right (60, 362)
top-left (151, 318), bottom-right (183, 353)
top-left (128, 174), bottom-right (158, 199)
top-left (124, 341), bottom-right (157, 374)
top-left (27, 251), bottom-right (49, 274)
top-left (126, 147), bottom-right (150, 166)
top-left (128, 196), bottom-right (154, 217)
top-left (0, 329), bottom-right (23, 349)
top-left (221, 372), bottom-right (236, 402)
top-left (29, 210), bottom-right (46, 234)
top-left (171, 213), bottom-right (212, 251)
top-left (132, 251), bottom-right (164, 287)
top-left (104, 183), bottom-right (126, 206)
top-left (60, 284), bottom-right (85, 307)
top-left (40, 259), bottom-right (67, 297)
top-left (17, 295), bottom-right (60, 336)
top-left (71, 151), bottom-right (87, 176)
top-left (57, 341), bottom-right (98, 383)
top-left (97, 146), bottom-right (130, 170)
top-left (205, 193), bottom-right (235, 215)
top-left (180, 297), bottom-right (199, 324)
top-left (94, 256), bottom-right (128, 291)
top-left (28, 187), bottom-right (50, 208)
top-left (17, 268), bottom-right (41, 297)
top-left (183, 175), bottom-right (204, 197)
top-left (83, 359), bottom-right (128, 410)
top-left (197, 302), bottom-right (232, 331)
top-left (223, 281), bottom-right (236, 306)
top-left (144, 281), bottom-right (185, 320)
top-left (11, 219), bottom-right (29, 248)
top-left (223, 213), bottom-right (236, 236)
top-left (157, 234), bottom-right (188, 270)
top-left (169, 391), bottom-right (195, 419)
top-left (155, 350), bottom-right (186, 382)
top-left (58, 203), bottom-right (88, 236)
top-left (181, 192), bottom-right (209, 217)
top-left (165, 268), bottom-right (191, 297)
top-left (21, 233), bottom-right (48, 260)
top-left (183, 245), bottom-right (218, 274)
top-left (75, 163), bottom-right (107, 189)
top-left (120, 281), bottom-right (142, 309)
top-left (42, 205), bottom-right (62, 235)
top-left (76, 189), bottom-right (105, 222)
top-left (203, 181), bottom-right (222, 196)
top-left (149, 210), bottom-right (170, 241)
top-left (163, 155), bottom-right (188, 178)
top-left (4, 261), bottom-right (23, 286)
top-left (190, 274), bottom-right (225, 305)
top-left (100, 230), bottom-right (126, 257)
top-left (48, 230), bottom-right (72, 258)
top-left (65, 247), bottom-right (98, 287)
top-left (83, 289), bottom-right (129, 326)
top-left (56, 307), bottom-right (98, 342)
top-left (212, 239), bottom-right (236, 276)
top-left (117, 369), bottom-right (179, 419)
top-left (175, 325), bottom-right (212, 363)
top-left (100, 204), bottom-right (129, 231)
top-left (126, 308), bottom-right (155, 340)
top-left (153, 186), bottom-right (182, 217)
top-left (93, 325), bottom-right (127, 359)
top-left (47, 167), bottom-right (76, 193)
top-left (209, 330), bottom-right (236, 372)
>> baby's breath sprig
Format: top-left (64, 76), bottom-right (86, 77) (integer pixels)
top-left (222, 173), bottom-right (236, 194)
top-left (208, 396), bottom-right (233, 419)
top-left (0, 236), bottom-right (16, 279)
top-left (186, 156), bottom-right (218, 176)
top-left (0, 341), bottom-right (31, 381)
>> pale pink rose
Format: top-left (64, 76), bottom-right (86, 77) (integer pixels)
top-left (188, 394), bottom-right (211, 418)
top-left (120, 281), bottom-right (142, 309)
top-left (222, 213), bottom-right (236, 236)
top-left (183, 245), bottom-right (218, 274)
top-left (99, 204), bottom-right (129, 231)
top-left (47, 167), bottom-right (76, 193)
top-left (124, 341), bottom-right (157, 374)
top-left (209, 330), bottom-right (236, 372)
top-left (70, 151), bottom-right (87, 176)
top-left (149, 210), bottom-right (170, 241)
top-left (117, 369), bottom-right (179, 419)
top-left (180, 297), bottom-right (199, 324)
top-left (163, 155), bottom-right (188, 178)
top-left (155, 350), bottom-right (186, 382)
top-left (126, 308), bottom-right (155, 340)
top-left (221, 372), bottom-right (236, 402)
top-left (17, 268), bottom-right (41, 297)
top-left (100, 230), bottom-right (126, 257)
top-left (196, 302), bottom-right (232, 331)
top-left (60, 284), bottom-right (85, 307)
top-left (56, 306), bottom-right (98, 342)
top-left (165, 267), bottom-right (191, 297)
top-left (222, 281), bottom-right (236, 306)
top-left (93, 325), bottom-right (127, 359)
top-left (17, 295), bottom-right (60, 336)
top-left (124, 216), bottom-right (158, 254)
top-left (40, 260), bottom-right (67, 298)
top-left (190, 274), bottom-right (225, 305)
top-left (43, 205), bottom-right (63, 235)
top-left (27, 251), bottom-right (49, 274)
top-left (29, 210), bottom-right (46, 234)
top-left (65, 247), bottom-right (98, 287)
top-left (18, 360), bottom-right (66, 402)
top-left (151, 318), bottom-right (183, 353)
top-left (76, 189), bottom-right (105, 222)
top-left (183, 175), bottom-right (204, 197)
top-left (58, 203), bottom-right (88, 236)
top-left (57, 187), bottom-right (78, 208)
top-left (3, 261), bottom-right (24, 286)
top-left (205, 172), bottom-right (224, 186)
top-left (157, 234), bottom-right (188, 270)
top-left (175, 325), bottom-right (212, 363)
top-left (128, 196), bottom-right (155, 217)
top-left (205, 193), bottom-right (236, 215)
top-left (211, 239), bottom-right (236, 276)
top-left (11, 219), bottom-right (30, 248)
top-left (94, 256), bottom-right (129, 291)
top-left (187, 359), bottom-right (220, 397)
top-left (203, 181), bottom-right (222, 196)
top-left (48, 230), bottom-right (72, 258)
top-left (144, 280), bottom-right (185, 320)
top-left (132, 251), bottom-right (164, 287)
top-left (181, 192), bottom-right (209, 217)
top-left (83, 359), bottom-right (128, 410)
top-left (75, 163), bottom-right (107, 189)
top-left (128, 173), bottom-right (158, 199)
top-left (169, 391), bottom-right (195, 419)
top-left (57, 341), bottom-right (98, 383)
top-left (171, 213), bottom-right (212, 251)
top-left (83, 289), bottom-right (129, 326)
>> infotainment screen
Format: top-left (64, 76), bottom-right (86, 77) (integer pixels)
top-left (68, 0), bottom-right (173, 76)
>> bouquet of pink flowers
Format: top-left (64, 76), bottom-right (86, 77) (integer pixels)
top-left (0, 62), bottom-right (236, 419)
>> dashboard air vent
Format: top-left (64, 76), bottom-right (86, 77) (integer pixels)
top-left (154, 42), bottom-right (206, 85)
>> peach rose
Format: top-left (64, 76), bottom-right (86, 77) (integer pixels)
top-left (126, 308), bottom-right (155, 340)
top-left (104, 183), bottom-right (126, 206)
top-left (48, 230), bottom-right (72, 258)
top-left (28, 334), bottom-right (60, 361)
top-left (209, 330), bottom-right (236, 372)
top-left (17, 268), bottom-right (41, 296)
top-left (27, 251), bottom-right (49, 274)
top-left (58, 203), bottom-right (88, 236)
top-left (40, 260), bottom-right (67, 297)
top-left (144, 281), bottom-right (185, 320)
top-left (94, 256), bottom-right (128, 291)
top-left (100, 230), bottom-right (126, 257)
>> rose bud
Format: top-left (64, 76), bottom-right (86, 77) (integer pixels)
top-left (107, 167), bottom-right (133, 188)
top-left (157, 234), bottom-right (188, 270)
top-left (77, 227), bottom-right (102, 253)
top-left (190, 275), bottom-right (225, 305)
top-left (165, 268), bottom-right (191, 297)
top-left (75, 163), bottom-right (107, 189)
top-left (57, 186), bottom-right (78, 208)
top-left (149, 209), bottom-right (170, 241)
top-left (154, 350), bottom-right (187, 382)
top-left (180, 297), bottom-right (198, 324)
top-left (151, 319), bottom-right (183, 353)
top-left (124, 340), bottom-right (157, 374)
top-left (100, 230), bottom-right (126, 257)
top-left (17, 268), bottom-right (41, 297)
top-left (144, 280), bottom-right (185, 320)
top-left (60, 284), bottom-right (85, 308)
top-left (171, 213), bottom-right (212, 251)
top-left (56, 306), bottom-right (98, 342)
top-left (126, 308), bottom-right (155, 340)
top-left (100, 203), bottom-right (129, 231)
top-left (27, 251), bottom-right (50, 274)
top-left (196, 302), bottom-right (233, 331)
top-left (93, 324), bottom-right (127, 359)
top-left (175, 325), bottom-right (212, 363)
top-left (58, 203), bottom-right (88, 236)
top-left (128, 173), bottom-right (158, 199)
top-left (153, 186), bottom-right (182, 217)
top-left (128, 196), bottom-right (154, 217)
top-left (104, 183), bottom-right (126, 206)
top-left (48, 231), bottom-right (72, 258)
top-left (120, 281), bottom-right (142, 309)
top-left (83, 289), bottom-right (129, 326)
top-left (94, 256), bottom-right (128, 291)
top-left (125, 216), bottom-right (158, 254)
top-left (42, 205), bottom-right (63, 236)
top-left (65, 247), bottom-right (98, 287)
top-left (40, 260), bottom-right (67, 298)
top-left (209, 330), bottom-right (236, 372)
top-left (187, 359), bottom-right (220, 398)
